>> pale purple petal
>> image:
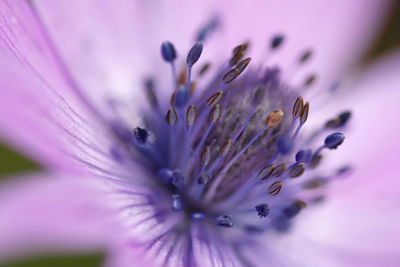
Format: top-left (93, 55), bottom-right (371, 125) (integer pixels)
top-left (0, 172), bottom-right (118, 261)
top-left (33, 0), bottom-right (392, 102)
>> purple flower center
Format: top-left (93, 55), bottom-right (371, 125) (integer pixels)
top-left (113, 23), bottom-right (351, 236)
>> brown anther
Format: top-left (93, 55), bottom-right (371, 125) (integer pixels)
top-left (209, 104), bottom-right (221, 123)
top-left (272, 163), bottom-right (287, 178)
top-left (258, 164), bottom-right (275, 180)
top-left (289, 164), bottom-right (305, 178)
top-left (219, 139), bottom-right (233, 158)
top-left (166, 107), bottom-right (178, 125)
top-left (178, 68), bottom-right (188, 84)
top-left (230, 43), bottom-right (249, 66)
top-left (304, 74), bottom-right (317, 87)
top-left (201, 146), bottom-right (211, 166)
top-left (309, 154), bottom-right (322, 169)
top-left (207, 91), bottom-right (223, 107)
top-left (223, 57), bottom-right (251, 84)
top-left (293, 200), bottom-right (307, 209)
top-left (170, 89), bottom-right (177, 106)
top-left (300, 102), bottom-right (309, 124)
top-left (198, 63), bottom-right (211, 76)
top-left (292, 96), bottom-right (304, 117)
top-left (190, 82), bottom-right (197, 96)
top-left (266, 109), bottom-right (284, 128)
top-left (325, 118), bottom-right (341, 129)
top-left (268, 181), bottom-right (282, 196)
top-left (302, 179), bottom-right (322, 190)
top-left (186, 105), bottom-right (197, 126)
top-left (299, 50), bottom-right (313, 64)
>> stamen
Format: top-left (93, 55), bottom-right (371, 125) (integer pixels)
top-left (295, 149), bottom-right (312, 163)
top-left (206, 91), bottom-right (223, 107)
top-left (166, 108), bottom-right (178, 125)
top-left (216, 214), bottom-right (234, 227)
top-left (187, 43), bottom-right (203, 67)
top-left (271, 34), bottom-right (285, 49)
top-left (209, 103), bottom-right (222, 122)
top-left (174, 85), bottom-right (189, 108)
top-left (289, 164), bottom-right (305, 178)
top-left (198, 62), bottom-right (211, 76)
top-left (219, 139), bottom-right (233, 159)
top-left (230, 43), bottom-right (249, 66)
top-left (299, 102), bottom-right (309, 124)
top-left (292, 96), bottom-right (304, 118)
top-left (324, 132), bottom-right (345, 149)
top-left (298, 49), bottom-right (313, 64)
top-left (255, 203), bottom-right (270, 218)
top-left (283, 200), bottom-right (307, 219)
top-left (144, 79), bottom-right (158, 108)
top-left (268, 181), bottom-right (282, 196)
top-left (172, 194), bottom-right (183, 211)
top-left (201, 146), bottom-right (211, 166)
top-left (161, 41), bottom-right (177, 62)
top-left (258, 164), bottom-right (275, 180)
top-left (186, 105), bottom-right (198, 126)
top-left (272, 163), bottom-right (287, 178)
top-left (133, 127), bottom-right (148, 144)
top-left (223, 57), bottom-right (251, 83)
top-left (266, 109), bottom-right (285, 128)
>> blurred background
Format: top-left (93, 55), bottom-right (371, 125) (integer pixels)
top-left (1, 3), bottom-right (400, 267)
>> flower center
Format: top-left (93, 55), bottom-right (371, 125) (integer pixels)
top-left (116, 29), bottom-right (350, 233)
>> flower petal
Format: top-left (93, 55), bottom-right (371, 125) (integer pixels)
top-left (0, 172), bottom-right (118, 262)
top-left (33, 0), bottom-right (392, 101)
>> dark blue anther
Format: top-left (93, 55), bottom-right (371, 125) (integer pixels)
top-left (216, 214), bottom-right (233, 228)
top-left (171, 194), bottom-right (183, 211)
top-left (337, 165), bottom-right (352, 175)
top-left (174, 85), bottom-right (189, 108)
top-left (133, 127), bottom-right (148, 144)
top-left (277, 136), bottom-right (293, 155)
top-left (161, 41), bottom-right (177, 62)
top-left (271, 34), bottom-right (285, 49)
top-left (187, 43), bottom-right (203, 67)
top-left (255, 203), bottom-right (270, 218)
top-left (171, 169), bottom-right (185, 188)
top-left (295, 149), bottom-right (312, 163)
top-left (338, 111), bottom-right (352, 127)
top-left (324, 132), bottom-right (345, 149)
top-left (158, 168), bottom-right (173, 184)
top-left (283, 205), bottom-right (301, 219)
top-left (196, 16), bottom-right (219, 42)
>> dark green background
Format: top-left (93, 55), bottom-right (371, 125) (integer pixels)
top-left (1, 4), bottom-right (400, 267)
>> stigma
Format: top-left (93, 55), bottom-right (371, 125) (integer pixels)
top-left (116, 29), bottom-right (350, 234)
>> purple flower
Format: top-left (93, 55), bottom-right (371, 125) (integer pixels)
top-left (0, 1), bottom-right (400, 266)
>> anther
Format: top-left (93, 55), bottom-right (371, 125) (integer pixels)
top-left (201, 146), bottom-right (211, 166)
top-left (216, 214), bottom-right (233, 228)
top-left (300, 102), bottom-right (309, 124)
top-left (272, 163), bottom-right (287, 178)
top-left (133, 127), bottom-right (148, 144)
top-left (304, 74), bottom-right (317, 87)
top-left (223, 57), bottom-right (251, 83)
top-left (144, 79), bottom-right (158, 108)
top-left (266, 109), bottom-right (284, 128)
top-left (271, 34), bottom-right (285, 49)
top-left (251, 85), bottom-right (266, 107)
top-left (206, 91), bottom-right (223, 107)
top-left (302, 178), bottom-right (323, 190)
top-left (283, 200), bottom-right (307, 219)
top-left (198, 63), bottom-right (211, 76)
top-left (219, 139), bottom-right (233, 159)
top-left (277, 136), bottom-right (293, 155)
top-left (199, 172), bottom-right (211, 185)
top-left (178, 68), bottom-right (187, 84)
top-left (230, 43), bottom-right (249, 66)
top-left (186, 105), bottom-right (197, 126)
top-left (292, 96), bottom-right (304, 118)
top-left (161, 41), bottom-right (177, 62)
top-left (158, 169), bottom-right (173, 184)
top-left (268, 181), bottom-right (282, 196)
top-left (299, 49), bottom-right (313, 64)
top-left (171, 194), bottom-right (183, 211)
top-left (258, 164), bottom-right (275, 180)
top-left (171, 169), bottom-right (185, 188)
top-left (174, 85), bottom-right (189, 108)
top-left (166, 108), bottom-right (178, 125)
top-left (309, 154), bottom-right (322, 169)
top-left (324, 132), bottom-right (345, 149)
top-left (196, 16), bottom-right (219, 42)
top-left (295, 149), bottom-right (312, 163)
top-left (255, 203), bottom-right (270, 218)
top-left (209, 104), bottom-right (222, 122)
top-left (187, 43), bottom-right (203, 67)
top-left (289, 164), bottom-right (305, 178)
top-left (326, 111), bottom-right (352, 128)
